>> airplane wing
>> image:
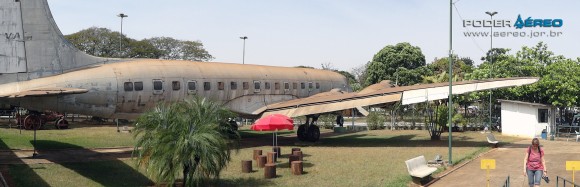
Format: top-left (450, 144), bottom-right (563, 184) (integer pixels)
top-left (261, 77), bottom-right (539, 117)
top-left (0, 87), bottom-right (89, 98)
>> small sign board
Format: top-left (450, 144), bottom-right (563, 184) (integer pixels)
top-left (481, 159), bottom-right (496, 170)
top-left (566, 161), bottom-right (580, 171)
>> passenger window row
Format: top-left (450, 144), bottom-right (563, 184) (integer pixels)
top-left (123, 80), bottom-right (322, 92)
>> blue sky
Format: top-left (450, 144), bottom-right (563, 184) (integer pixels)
top-left (48, 0), bottom-right (579, 72)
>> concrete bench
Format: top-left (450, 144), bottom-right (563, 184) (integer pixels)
top-left (486, 133), bottom-right (499, 147)
top-left (405, 155), bottom-right (437, 184)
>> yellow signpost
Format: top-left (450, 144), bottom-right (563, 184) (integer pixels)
top-left (481, 159), bottom-right (496, 187)
top-left (566, 161), bottom-right (580, 183)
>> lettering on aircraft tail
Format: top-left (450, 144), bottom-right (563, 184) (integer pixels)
top-left (4, 32), bottom-right (20, 40)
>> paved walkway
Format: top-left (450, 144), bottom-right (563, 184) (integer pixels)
top-left (430, 139), bottom-right (580, 187)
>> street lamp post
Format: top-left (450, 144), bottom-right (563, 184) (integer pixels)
top-left (447, 0), bottom-right (453, 166)
top-left (117, 13), bottom-right (128, 57)
top-left (240, 36), bottom-right (248, 64)
top-left (486, 11), bottom-right (497, 132)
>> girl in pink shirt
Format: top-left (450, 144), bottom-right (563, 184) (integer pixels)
top-left (523, 138), bottom-right (547, 187)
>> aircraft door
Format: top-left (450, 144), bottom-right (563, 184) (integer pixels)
top-left (283, 82), bottom-right (290, 95)
top-left (308, 82), bottom-right (313, 96)
top-left (168, 78), bottom-right (184, 102)
top-left (149, 79), bottom-right (166, 108)
top-left (186, 80), bottom-right (198, 96)
top-left (216, 81), bottom-right (226, 102)
top-left (115, 78), bottom-right (150, 114)
top-left (229, 81), bottom-right (238, 100)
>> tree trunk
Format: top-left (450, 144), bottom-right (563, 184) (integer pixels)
top-left (264, 163), bottom-right (276, 179)
top-left (257, 155), bottom-right (267, 168)
top-left (253, 149), bottom-right (262, 160)
top-left (291, 161), bottom-right (303, 175)
top-left (183, 164), bottom-right (189, 187)
top-left (292, 151), bottom-right (303, 161)
top-left (288, 155), bottom-right (300, 167)
top-left (431, 134), bottom-right (441, 140)
top-left (241, 160), bottom-right (252, 173)
top-left (267, 152), bottom-right (276, 164)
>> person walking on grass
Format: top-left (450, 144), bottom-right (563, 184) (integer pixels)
top-left (523, 138), bottom-right (547, 187)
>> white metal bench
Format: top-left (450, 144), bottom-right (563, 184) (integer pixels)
top-left (405, 155), bottom-right (437, 184)
top-left (487, 133), bottom-right (499, 147)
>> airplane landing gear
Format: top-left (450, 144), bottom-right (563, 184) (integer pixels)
top-left (296, 115), bottom-right (321, 142)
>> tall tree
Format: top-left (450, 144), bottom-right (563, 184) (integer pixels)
top-left (145, 37), bottom-right (214, 61)
top-left (65, 27), bottom-right (214, 61)
top-left (65, 27), bottom-right (130, 57)
top-left (539, 59), bottom-right (580, 108)
top-left (365, 43), bottom-right (426, 86)
top-left (428, 55), bottom-right (473, 80)
top-left (133, 96), bottom-right (239, 186)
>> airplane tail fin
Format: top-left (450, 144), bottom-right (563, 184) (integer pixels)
top-left (0, 0), bottom-right (119, 83)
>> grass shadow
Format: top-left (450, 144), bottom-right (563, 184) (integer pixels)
top-left (0, 138), bottom-right (50, 187)
top-left (276, 161), bottom-right (314, 169)
top-left (32, 140), bottom-right (153, 186)
top-left (312, 133), bottom-right (494, 148)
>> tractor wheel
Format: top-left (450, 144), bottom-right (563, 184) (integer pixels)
top-left (297, 124), bottom-right (307, 141)
top-left (24, 115), bottom-right (42, 130)
top-left (308, 125), bottom-right (320, 142)
top-left (55, 119), bottom-right (69, 129)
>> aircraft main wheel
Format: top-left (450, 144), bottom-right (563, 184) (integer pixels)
top-left (55, 119), bottom-right (69, 129)
top-left (24, 115), bottom-right (42, 130)
top-left (297, 124), bottom-right (307, 141)
top-left (308, 125), bottom-right (320, 142)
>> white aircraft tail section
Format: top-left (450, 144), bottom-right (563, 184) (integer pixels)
top-left (0, 0), bottom-right (120, 84)
top-left (0, 0), bottom-right (26, 73)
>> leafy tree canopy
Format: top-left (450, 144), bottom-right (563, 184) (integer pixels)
top-left (365, 42), bottom-right (426, 86)
top-left (65, 27), bottom-right (214, 61)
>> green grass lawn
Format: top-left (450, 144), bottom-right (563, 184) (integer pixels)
top-left (1, 122), bottom-right (524, 187)
top-left (218, 129), bottom-right (524, 187)
top-left (0, 121), bottom-right (135, 150)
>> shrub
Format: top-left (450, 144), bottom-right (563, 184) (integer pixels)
top-left (318, 114), bottom-right (335, 129)
top-left (366, 111), bottom-right (386, 130)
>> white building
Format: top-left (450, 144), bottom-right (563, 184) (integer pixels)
top-left (499, 100), bottom-right (556, 138)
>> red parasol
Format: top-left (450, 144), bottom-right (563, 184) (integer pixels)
top-left (250, 114), bottom-right (294, 131)
top-left (250, 114), bottom-right (294, 147)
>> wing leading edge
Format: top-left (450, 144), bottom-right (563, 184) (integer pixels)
top-left (261, 77), bottom-right (539, 118)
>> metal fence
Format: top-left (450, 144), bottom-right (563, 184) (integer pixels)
top-left (557, 176), bottom-right (580, 187)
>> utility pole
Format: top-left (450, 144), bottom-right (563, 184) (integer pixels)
top-left (485, 11), bottom-right (497, 132)
top-left (117, 13), bottom-right (128, 57)
top-left (240, 36), bottom-right (248, 64)
top-left (448, 0), bottom-right (453, 166)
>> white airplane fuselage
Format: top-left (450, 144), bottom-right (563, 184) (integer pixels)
top-left (0, 59), bottom-right (349, 119)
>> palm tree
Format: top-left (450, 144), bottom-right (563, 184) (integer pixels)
top-left (132, 96), bottom-right (239, 186)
